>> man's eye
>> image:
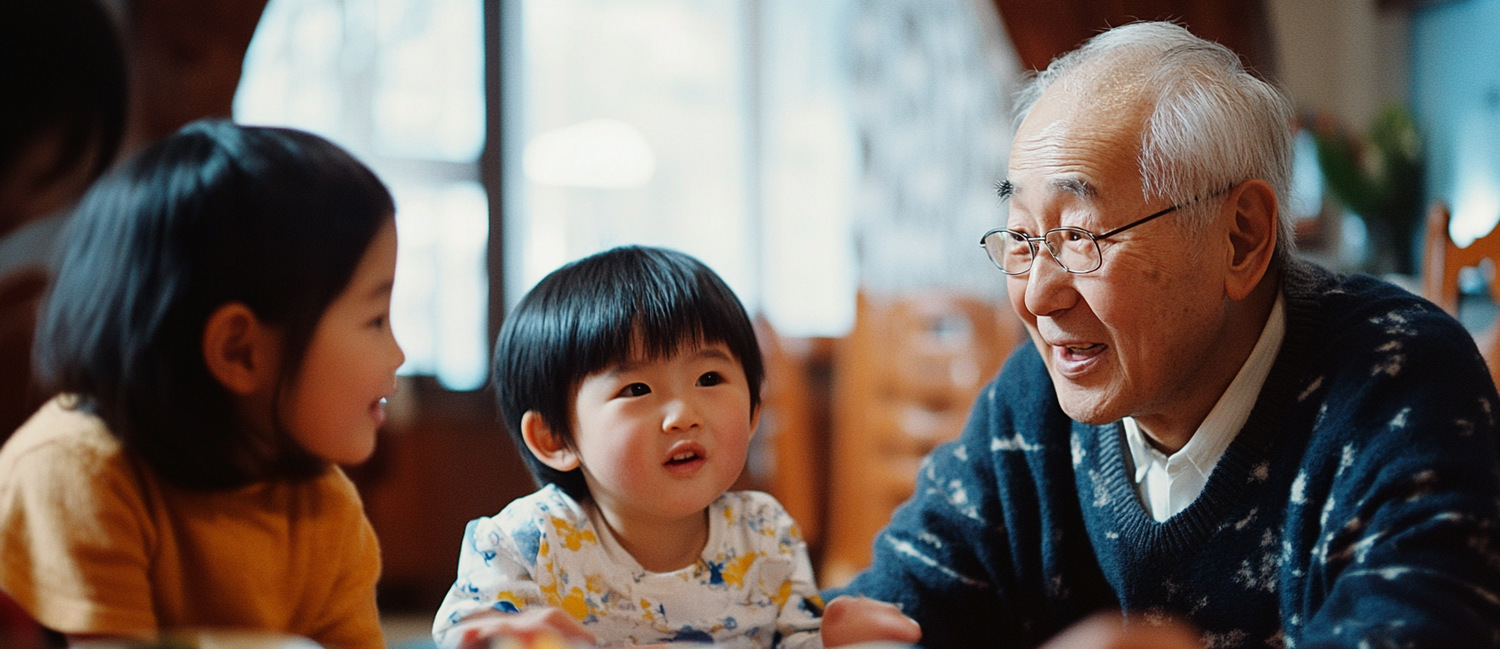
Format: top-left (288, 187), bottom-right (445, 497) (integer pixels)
top-left (620, 383), bottom-right (651, 397)
top-left (697, 372), bottom-right (723, 387)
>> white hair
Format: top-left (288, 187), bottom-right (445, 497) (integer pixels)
top-left (1013, 21), bottom-right (1297, 263)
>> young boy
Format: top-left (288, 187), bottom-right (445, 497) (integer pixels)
top-left (433, 246), bottom-right (918, 649)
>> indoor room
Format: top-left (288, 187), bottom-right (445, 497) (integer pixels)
top-left (3, 0), bottom-right (1498, 647)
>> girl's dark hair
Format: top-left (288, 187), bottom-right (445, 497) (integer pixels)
top-left (0, 0), bottom-right (127, 194)
top-left (34, 120), bottom-right (395, 491)
top-left (493, 246), bottom-right (765, 501)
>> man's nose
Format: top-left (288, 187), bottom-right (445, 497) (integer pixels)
top-left (1022, 252), bottom-right (1078, 318)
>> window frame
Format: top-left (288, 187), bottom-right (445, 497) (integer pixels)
top-left (386, 0), bottom-right (506, 421)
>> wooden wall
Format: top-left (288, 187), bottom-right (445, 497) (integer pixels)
top-left (991, 0), bottom-right (1275, 74)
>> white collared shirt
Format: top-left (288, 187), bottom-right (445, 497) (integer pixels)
top-left (1124, 292), bottom-right (1286, 522)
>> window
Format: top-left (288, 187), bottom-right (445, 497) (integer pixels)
top-left (507, 0), bottom-right (1019, 333)
top-left (237, 0), bottom-right (1022, 391)
top-left (236, 0), bottom-right (490, 390)
top-left (1412, 0), bottom-right (1500, 248)
top-left (505, 0), bottom-right (861, 337)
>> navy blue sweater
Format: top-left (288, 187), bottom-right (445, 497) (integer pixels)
top-left (835, 262), bottom-right (1500, 648)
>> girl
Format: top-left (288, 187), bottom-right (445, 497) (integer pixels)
top-left (0, 120), bottom-right (404, 648)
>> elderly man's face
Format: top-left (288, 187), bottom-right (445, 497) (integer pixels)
top-left (1003, 79), bottom-right (1237, 437)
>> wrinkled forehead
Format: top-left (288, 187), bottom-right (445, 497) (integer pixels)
top-left (1009, 59), bottom-right (1156, 205)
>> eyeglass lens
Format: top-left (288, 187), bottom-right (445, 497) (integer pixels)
top-left (983, 229), bottom-right (1101, 274)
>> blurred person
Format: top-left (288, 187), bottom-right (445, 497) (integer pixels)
top-left (0, 0), bottom-right (128, 440)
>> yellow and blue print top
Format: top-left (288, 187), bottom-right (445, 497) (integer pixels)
top-left (433, 485), bottom-right (825, 648)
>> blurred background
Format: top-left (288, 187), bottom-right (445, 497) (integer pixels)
top-left (4, 0), bottom-right (1499, 642)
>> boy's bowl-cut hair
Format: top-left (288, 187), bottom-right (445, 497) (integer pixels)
top-left (35, 119), bottom-right (394, 491)
top-left (492, 245), bottom-right (765, 501)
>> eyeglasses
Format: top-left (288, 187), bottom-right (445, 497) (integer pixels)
top-left (980, 183), bottom-right (1236, 275)
top-left (979, 203), bottom-right (1181, 275)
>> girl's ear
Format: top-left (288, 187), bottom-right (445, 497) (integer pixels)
top-left (202, 303), bottom-right (280, 396)
top-left (520, 411), bottom-right (579, 471)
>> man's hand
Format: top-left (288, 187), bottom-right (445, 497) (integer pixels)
top-left (1039, 613), bottom-right (1202, 649)
top-left (820, 595), bottom-right (922, 647)
top-left (452, 607), bottom-right (598, 649)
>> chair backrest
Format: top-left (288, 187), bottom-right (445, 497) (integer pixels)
top-left (747, 317), bottom-right (830, 550)
top-left (1421, 200), bottom-right (1500, 388)
top-left (820, 291), bottom-right (1023, 587)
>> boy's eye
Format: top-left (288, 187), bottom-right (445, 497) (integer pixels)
top-left (697, 372), bottom-right (723, 387)
top-left (619, 383), bottom-right (651, 398)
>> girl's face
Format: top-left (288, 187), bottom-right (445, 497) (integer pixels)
top-left (281, 217), bottom-right (404, 465)
top-left (569, 341), bottom-right (758, 532)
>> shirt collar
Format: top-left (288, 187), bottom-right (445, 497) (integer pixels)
top-left (1126, 290), bottom-right (1287, 482)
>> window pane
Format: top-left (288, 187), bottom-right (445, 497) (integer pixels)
top-left (759, 0), bottom-right (858, 336)
top-left (506, 0), bottom-right (1011, 337)
top-left (389, 181), bottom-right (490, 390)
top-left (371, 0), bottom-right (485, 161)
top-left (236, 0), bottom-right (488, 390)
top-left (506, 0), bottom-right (753, 312)
top-left (234, 1), bottom-right (346, 138)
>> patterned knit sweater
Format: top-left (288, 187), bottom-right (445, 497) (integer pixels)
top-left (834, 261), bottom-right (1500, 649)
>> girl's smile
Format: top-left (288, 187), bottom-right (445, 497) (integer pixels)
top-left (281, 217), bottom-right (405, 466)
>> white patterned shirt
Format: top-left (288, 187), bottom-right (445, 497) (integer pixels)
top-left (433, 485), bottom-right (823, 648)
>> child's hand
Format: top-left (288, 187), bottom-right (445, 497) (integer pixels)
top-left (819, 595), bottom-right (922, 647)
top-left (452, 608), bottom-right (599, 649)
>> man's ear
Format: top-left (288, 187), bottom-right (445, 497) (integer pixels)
top-left (202, 303), bottom-right (279, 396)
top-left (521, 411), bottom-right (579, 472)
top-left (1223, 179), bottom-right (1278, 301)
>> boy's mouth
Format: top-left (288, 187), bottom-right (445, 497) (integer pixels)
top-left (663, 442), bottom-right (708, 474)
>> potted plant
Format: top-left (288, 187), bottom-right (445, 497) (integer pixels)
top-left (1310, 103), bottom-right (1425, 275)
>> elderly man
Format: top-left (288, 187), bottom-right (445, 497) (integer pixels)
top-left (833, 21), bottom-right (1500, 649)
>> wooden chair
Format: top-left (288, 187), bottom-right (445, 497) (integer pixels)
top-left (1421, 200), bottom-right (1500, 388)
top-left (744, 318), bottom-right (832, 551)
top-left (819, 291), bottom-right (1023, 587)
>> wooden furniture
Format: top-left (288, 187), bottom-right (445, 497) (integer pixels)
top-left (819, 292), bottom-right (1023, 587)
top-left (351, 406), bottom-right (537, 611)
top-left (748, 320), bottom-right (834, 550)
top-left (1421, 200), bottom-right (1500, 388)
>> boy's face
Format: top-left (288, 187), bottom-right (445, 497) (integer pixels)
top-left (568, 340), bottom-right (757, 530)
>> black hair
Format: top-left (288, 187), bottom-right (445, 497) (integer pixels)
top-left (34, 120), bottom-right (395, 491)
top-left (493, 246), bottom-right (765, 501)
top-left (0, 0), bottom-right (127, 194)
